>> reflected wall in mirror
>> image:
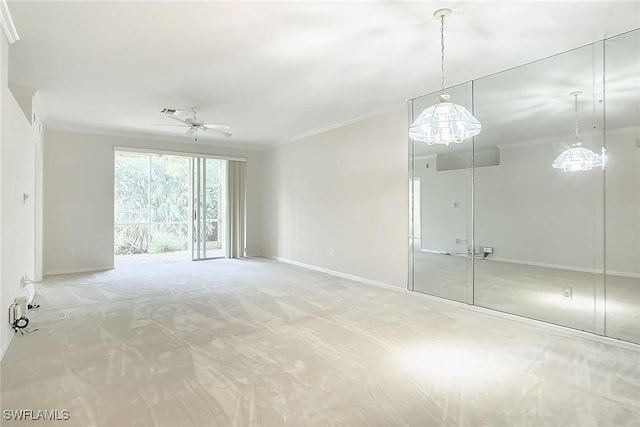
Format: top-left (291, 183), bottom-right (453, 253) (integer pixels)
top-left (473, 42), bottom-right (604, 334)
top-left (411, 82), bottom-right (474, 304)
top-left (408, 29), bottom-right (640, 344)
top-left (603, 29), bottom-right (640, 343)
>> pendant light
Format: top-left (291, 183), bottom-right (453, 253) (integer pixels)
top-left (409, 8), bottom-right (481, 145)
top-left (552, 91), bottom-right (606, 172)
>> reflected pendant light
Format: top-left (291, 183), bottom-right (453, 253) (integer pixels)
top-left (552, 91), bottom-right (606, 172)
top-left (409, 8), bottom-right (481, 145)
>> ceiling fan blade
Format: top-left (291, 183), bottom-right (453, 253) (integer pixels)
top-left (168, 115), bottom-right (189, 125)
top-left (202, 127), bottom-right (232, 137)
top-left (204, 123), bottom-right (231, 130)
top-left (150, 124), bottom-right (188, 127)
top-left (202, 124), bottom-right (232, 137)
top-left (184, 128), bottom-right (196, 136)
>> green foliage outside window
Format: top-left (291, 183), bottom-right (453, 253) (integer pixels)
top-left (114, 153), bottom-right (223, 255)
top-left (114, 153), bottom-right (189, 254)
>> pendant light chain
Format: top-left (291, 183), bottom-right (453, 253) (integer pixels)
top-left (574, 93), bottom-right (579, 142)
top-left (440, 14), bottom-right (446, 93)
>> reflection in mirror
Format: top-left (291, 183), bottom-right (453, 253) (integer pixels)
top-left (604, 29), bottom-right (640, 344)
top-left (411, 82), bottom-right (473, 303)
top-left (408, 29), bottom-right (639, 344)
top-left (472, 42), bottom-right (604, 333)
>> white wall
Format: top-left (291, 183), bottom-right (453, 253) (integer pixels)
top-left (0, 29), bottom-right (4, 360)
top-left (1, 34), bottom-right (38, 359)
top-left (474, 142), bottom-right (606, 271)
top-left (415, 156), bottom-right (470, 255)
top-left (604, 128), bottom-right (640, 276)
top-left (0, 28), bottom-right (5, 360)
top-left (261, 106), bottom-right (409, 288)
top-left (43, 130), bottom-right (263, 275)
top-left (416, 130), bottom-right (639, 276)
top-left (33, 93), bottom-right (44, 281)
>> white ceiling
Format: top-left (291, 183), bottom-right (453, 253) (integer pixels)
top-left (7, 1), bottom-right (640, 150)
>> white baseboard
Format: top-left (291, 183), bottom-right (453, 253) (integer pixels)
top-left (490, 256), bottom-right (640, 279)
top-left (269, 256), bottom-right (404, 292)
top-left (607, 269), bottom-right (640, 279)
top-left (420, 248), bottom-right (449, 254)
top-left (245, 252), bottom-right (264, 258)
top-left (269, 255), bottom-right (639, 352)
top-left (44, 265), bottom-right (114, 277)
top-left (419, 251), bottom-right (640, 279)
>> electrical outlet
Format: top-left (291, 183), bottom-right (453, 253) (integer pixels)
top-left (563, 287), bottom-right (572, 300)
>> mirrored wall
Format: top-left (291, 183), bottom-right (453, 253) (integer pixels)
top-left (409, 29), bottom-right (639, 344)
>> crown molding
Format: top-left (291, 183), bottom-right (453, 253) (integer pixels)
top-left (280, 103), bottom-right (405, 146)
top-left (0, 0), bottom-right (19, 44)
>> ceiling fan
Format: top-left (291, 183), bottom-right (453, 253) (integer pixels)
top-left (154, 108), bottom-right (232, 142)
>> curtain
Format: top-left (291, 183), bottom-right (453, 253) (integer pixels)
top-left (225, 160), bottom-right (246, 258)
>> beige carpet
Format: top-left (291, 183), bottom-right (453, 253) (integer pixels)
top-left (1, 256), bottom-right (639, 426)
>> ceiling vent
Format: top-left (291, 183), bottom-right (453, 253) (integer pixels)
top-left (159, 108), bottom-right (182, 116)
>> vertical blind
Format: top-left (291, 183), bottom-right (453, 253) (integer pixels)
top-left (225, 160), bottom-right (246, 258)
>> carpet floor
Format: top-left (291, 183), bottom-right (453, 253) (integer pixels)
top-left (1, 256), bottom-right (638, 426)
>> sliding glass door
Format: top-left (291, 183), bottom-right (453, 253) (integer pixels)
top-left (114, 152), bottom-right (190, 257)
top-left (115, 150), bottom-right (235, 262)
top-left (191, 157), bottom-right (226, 260)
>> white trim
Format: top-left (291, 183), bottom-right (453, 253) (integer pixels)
top-left (606, 269), bottom-right (640, 279)
top-left (271, 256), bottom-right (404, 292)
top-left (420, 251), bottom-right (640, 278)
top-left (421, 248), bottom-right (448, 254)
top-left (114, 146), bottom-right (247, 162)
top-left (0, 0), bottom-right (19, 44)
top-left (490, 256), bottom-right (640, 279)
top-left (495, 127), bottom-right (606, 152)
top-left (280, 103), bottom-right (403, 145)
top-left (420, 249), bottom-right (480, 258)
top-left (44, 265), bottom-right (114, 277)
top-left (46, 124), bottom-right (266, 152)
top-left (269, 256), bottom-right (639, 351)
